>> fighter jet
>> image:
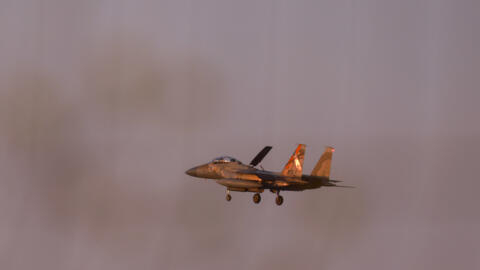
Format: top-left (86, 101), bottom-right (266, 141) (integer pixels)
top-left (185, 144), bottom-right (350, 206)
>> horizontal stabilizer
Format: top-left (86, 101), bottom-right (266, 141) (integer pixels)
top-left (323, 182), bottom-right (354, 188)
top-left (331, 185), bottom-right (355, 188)
top-left (329, 179), bottom-right (342, 183)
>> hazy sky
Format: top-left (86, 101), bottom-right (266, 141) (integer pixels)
top-left (0, 1), bottom-right (479, 269)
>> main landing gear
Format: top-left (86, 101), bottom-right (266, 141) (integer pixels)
top-left (253, 193), bottom-right (261, 204)
top-left (275, 190), bottom-right (284, 206)
top-left (225, 189), bottom-right (283, 205)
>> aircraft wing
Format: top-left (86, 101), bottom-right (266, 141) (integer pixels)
top-left (249, 146), bottom-right (273, 166)
top-left (247, 170), bottom-right (278, 181)
top-left (249, 170), bottom-right (307, 184)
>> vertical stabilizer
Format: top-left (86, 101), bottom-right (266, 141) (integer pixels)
top-left (281, 144), bottom-right (306, 177)
top-left (311, 146), bottom-right (335, 178)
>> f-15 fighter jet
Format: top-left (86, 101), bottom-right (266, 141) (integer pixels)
top-left (185, 144), bottom-right (349, 206)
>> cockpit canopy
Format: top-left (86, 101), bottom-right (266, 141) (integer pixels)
top-left (212, 156), bottom-right (241, 164)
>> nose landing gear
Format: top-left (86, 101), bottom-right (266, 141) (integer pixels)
top-left (226, 190), bottom-right (232, 201)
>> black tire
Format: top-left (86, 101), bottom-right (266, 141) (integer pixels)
top-left (275, 195), bottom-right (283, 206)
top-left (226, 194), bottom-right (232, 201)
top-left (253, 193), bottom-right (261, 204)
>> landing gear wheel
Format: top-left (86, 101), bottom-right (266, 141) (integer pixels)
top-left (253, 193), bottom-right (261, 204)
top-left (275, 195), bottom-right (284, 206)
top-left (226, 194), bottom-right (232, 201)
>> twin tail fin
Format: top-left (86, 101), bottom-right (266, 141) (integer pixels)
top-left (311, 146), bottom-right (335, 178)
top-left (281, 144), bottom-right (306, 177)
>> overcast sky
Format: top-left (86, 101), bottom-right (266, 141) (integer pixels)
top-left (0, 1), bottom-right (479, 269)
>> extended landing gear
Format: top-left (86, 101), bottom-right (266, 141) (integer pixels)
top-left (275, 190), bottom-right (284, 206)
top-left (253, 193), bottom-right (261, 204)
top-left (226, 190), bottom-right (232, 201)
top-left (275, 195), bottom-right (284, 206)
top-left (225, 189), bottom-right (281, 205)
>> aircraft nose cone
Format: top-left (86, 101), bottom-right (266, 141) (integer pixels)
top-left (185, 167), bottom-right (197, 177)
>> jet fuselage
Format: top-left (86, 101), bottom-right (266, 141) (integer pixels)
top-left (185, 145), bottom-right (344, 205)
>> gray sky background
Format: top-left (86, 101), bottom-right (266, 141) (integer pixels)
top-left (1, 1), bottom-right (479, 269)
